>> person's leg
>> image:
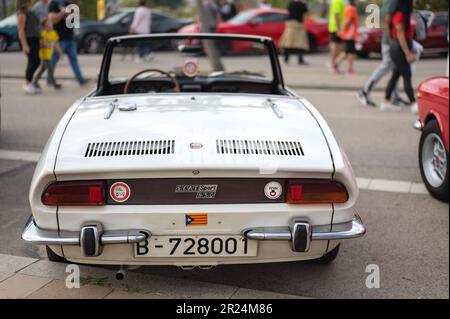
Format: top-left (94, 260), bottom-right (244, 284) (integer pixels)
top-left (284, 48), bottom-right (290, 63)
top-left (45, 60), bottom-right (57, 86)
top-left (298, 49), bottom-right (306, 64)
top-left (363, 44), bottom-right (393, 93)
top-left (50, 40), bottom-right (66, 84)
top-left (33, 62), bottom-right (47, 86)
top-left (25, 38), bottom-right (40, 83)
top-left (411, 40), bottom-right (424, 75)
top-left (65, 39), bottom-right (86, 84)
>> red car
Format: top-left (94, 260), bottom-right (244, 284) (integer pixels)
top-left (414, 76), bottom-right (449, 202)
top-left (178, 8), bottom-right (330, 52)
top-left (356, 11), bottom-right (448, 57)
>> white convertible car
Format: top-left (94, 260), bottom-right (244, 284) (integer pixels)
top-left (23, 34), bottom-right (365, 268)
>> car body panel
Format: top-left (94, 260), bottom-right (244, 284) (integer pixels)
top-left (418, 76), bottom-right (449, 152)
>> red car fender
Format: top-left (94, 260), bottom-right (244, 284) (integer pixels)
top-left (418, 77), bottom-right (450, 152)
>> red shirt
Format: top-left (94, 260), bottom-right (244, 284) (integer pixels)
top-left (392, 12), bottom-right (416, 40)
top-left (340, 5), bottom-right (359, 41)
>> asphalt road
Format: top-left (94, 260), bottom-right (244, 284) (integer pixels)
top-left (0, 56), bottom-right (448, 298)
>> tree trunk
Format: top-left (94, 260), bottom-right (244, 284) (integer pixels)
top-left (195, 0), bottom-right (224, 72)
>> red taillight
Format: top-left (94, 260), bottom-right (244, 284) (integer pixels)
top-left (42, 181), bottom-right (106, 206)
top-left (287, 180), bottom-right (349, 204)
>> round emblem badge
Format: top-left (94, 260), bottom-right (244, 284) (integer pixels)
top-left (183, 59), bottom-right (199, 78)
top-left (110, 182), bottom-right (131, 203)
top-left (264, 181), bottom-right (283, 200)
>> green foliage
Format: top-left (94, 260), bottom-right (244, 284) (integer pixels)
top-left (416, 0), bottom-right (448, 11)
top-left (119, 0), bottom-right (185, 10)
top-left (77, 0), bottom-right (99, 20)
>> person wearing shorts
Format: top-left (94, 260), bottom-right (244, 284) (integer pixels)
top-left (328, 0), bottom-right (345, 73)
top-left (335, 0), bottom-right (359, 76)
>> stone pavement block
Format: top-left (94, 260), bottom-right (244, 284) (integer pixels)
top-left (230, 288), bottom-right (306, 299)
top-left (26, 279), bottom-right (113, 299)
top-left (0, 274), bottom-right (52, 298)
top-left (19, 259), bottom-right (115, 281)
top-left (104, 289), bottom-right (174, 299)
top-left (0, 253), bottom-right (38, 273)
top-left (369, 179), bottom-right (412, 193)
top-left (121, 271), bottom-right (238, 299)
top-left (0, 272), bottom-right (14, 283)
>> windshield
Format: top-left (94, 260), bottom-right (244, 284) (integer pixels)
top-left (103, 11), bottom-right (130, 24)
top-left (227, 10), bottom-right (256, 24)
top-left (108, 36), bottom-right (275, 83)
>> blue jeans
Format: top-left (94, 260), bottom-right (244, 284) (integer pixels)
top-left (51, 39), bottom-right (86, 84)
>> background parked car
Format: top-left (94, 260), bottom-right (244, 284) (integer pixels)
top-left (415, 76), bottom-right (449, 202)
top-left (356, 11), bottom-right (448, 58)
top-left (76, 8), bottom-right (192, 54)
top-left (179, 8), bottom-right (330, 52)
top-left (0, 14), bottom-right (18, 52)
top-left (0, 9), bottom-right (192, 54)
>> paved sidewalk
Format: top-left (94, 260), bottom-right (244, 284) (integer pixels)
top-left (0, 253), bottom-right (306, 299)
top-left (1, 52), bottom-right (447, 91)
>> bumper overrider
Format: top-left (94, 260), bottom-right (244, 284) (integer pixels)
top-left (22, 215), bottom-right (365, 258)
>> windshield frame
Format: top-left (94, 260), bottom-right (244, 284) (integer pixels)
top-left (98, 33), bottom-right (285, 93)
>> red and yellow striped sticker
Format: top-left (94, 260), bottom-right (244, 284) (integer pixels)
top-left (185, 214), bottom-right (208, 227)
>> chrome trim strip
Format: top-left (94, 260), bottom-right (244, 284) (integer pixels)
top-left (22, 218), bottom-right (148, 246)
top-left (243, 214), bottom-right (366, 243)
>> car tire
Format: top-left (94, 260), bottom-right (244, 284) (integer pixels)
top-left (307, 33), bottom-right (317, 52)
top-left (46, 246), bottom-right (68, 263)
top-left (419, 119), bottom-right (449, 202)
top-left (314, 244), bottom-right (340, 263)
top-left (83, 33), bottom-right (104, 54)
top-left (0, 34), bottom-right (8, 52)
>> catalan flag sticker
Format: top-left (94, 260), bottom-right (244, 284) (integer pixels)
top-left (185, 213), bottom-right (208, 227)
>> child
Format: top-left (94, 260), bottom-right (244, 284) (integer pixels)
top-left (335, 0), bottom-right (359, 76)
top-left (33, 18), bottom-right (63, 90)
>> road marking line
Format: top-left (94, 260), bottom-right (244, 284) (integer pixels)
top-left (0, 149), bottom-right (429, 195)
top-left (0, 150), bottom-right (41, 162)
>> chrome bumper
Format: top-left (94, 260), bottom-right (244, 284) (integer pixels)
top-left (242, 214), bottom-right (366, 252)
top-left (22, 217), bottom-right (149, 257)
top-left (413, 119), bottom-right (423, 131)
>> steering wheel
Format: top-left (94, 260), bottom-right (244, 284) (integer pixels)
top-left (123, 69), bottom-right (180, 94)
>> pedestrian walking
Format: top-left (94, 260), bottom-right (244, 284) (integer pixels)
top-left (357, 0), bottom-right (407, 108)
top-left (129, 0), bottom-right (152, 63)
top-left (16, 0), bottom-right (41, 95)
top-left (381, 0), bottom-right (417, 112)
top-left (201, 0), bottom-right (221, 33)
top-left (33, 18), bottom-right (63, 90)
top-left (280, 0), bottom-right (309, 65)
top-left (33, 0), bottom-right (49, 21)
top-left (259, 0), bottom-right (272, 9)
top-left (328, 0), bottom-right (345, 73)
top-left (334, 0), bottom-right (359, 76)
top-left (48, 0), bottom-right (89, 86)
top-left (219, 0), bottom-right (237, 22)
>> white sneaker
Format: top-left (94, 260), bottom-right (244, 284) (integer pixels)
top-left (410, 102), bottom-right (419, 114)
top-left (380, 102), bottom-right (402, 112)
top-left (23, 83), bottom-right (38, 95)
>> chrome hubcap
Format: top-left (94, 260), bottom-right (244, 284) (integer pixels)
top-left (423, 133), bottom-right (447, 188)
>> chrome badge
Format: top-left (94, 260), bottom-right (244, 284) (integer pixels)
top-left (175, 184), bottom-right (218, 199)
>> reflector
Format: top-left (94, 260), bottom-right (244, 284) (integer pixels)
top-left (42, 181), bottom-right (105, 206)
top-left (287, 180), bottom-right (348, 204)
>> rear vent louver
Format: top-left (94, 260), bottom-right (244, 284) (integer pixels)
top-left (85, 140), bottom-right (175, 158)
top-left (216, 140), bottom-right (304, 156)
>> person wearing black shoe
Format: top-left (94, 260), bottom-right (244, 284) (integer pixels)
top-left (280, 0), bottom-right (309, 65)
